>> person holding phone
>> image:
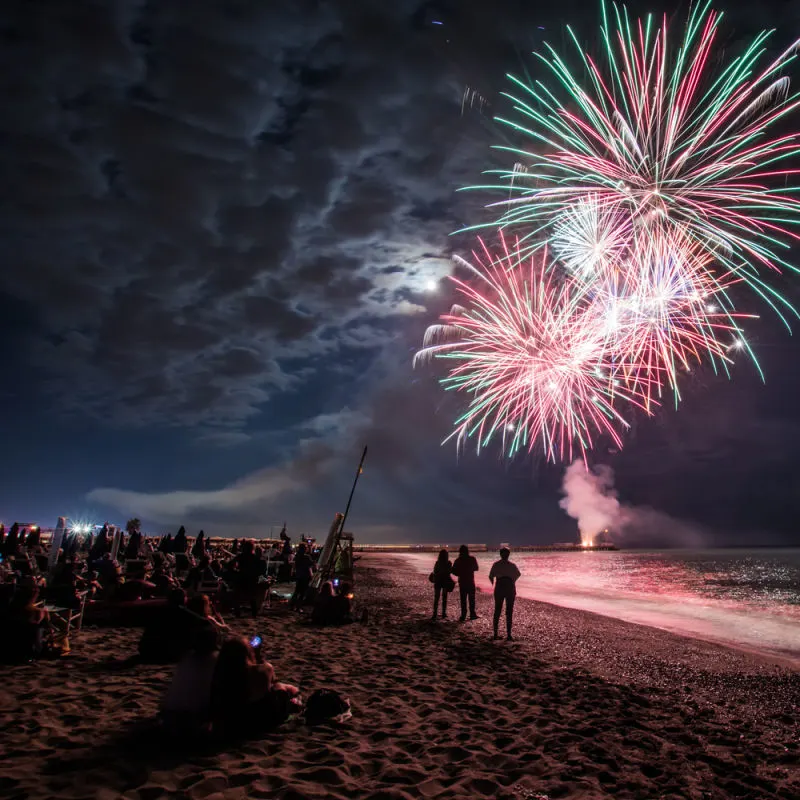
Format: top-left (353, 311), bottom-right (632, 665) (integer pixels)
top-left (210, 637), bottom-right (300, 737)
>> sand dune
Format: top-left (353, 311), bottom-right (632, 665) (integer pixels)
top-left (0, 554), bottom-right (798, 799)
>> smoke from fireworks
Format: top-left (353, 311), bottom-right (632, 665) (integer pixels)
top-left (559, 460), bottom-right (619, 546)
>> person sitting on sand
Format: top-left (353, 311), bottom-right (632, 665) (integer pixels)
top-left (161, 623), bottom-right (220, 737)
top-left (489, 547), bottom-right (521, 641)
top-left (311, 580), bottom-right (354, 626)
top-left (81, 568), bottom-right (104, 601)
top-left (209, 636), bottom-right (300, 737)
top-left (149, 552), bottom-right (177, 596)
top-left (311, 581), bottom-right (335, 625)
top-left (5, 584), bottom-right (51, 661)
top-left (431, 549), bottom-right (454, 620)
top-left (186, 594), bottom-right (228, 639)
top-left (47, 557), bottom-right (83, 610)
top-left (331, 581), bottom-right (354, 625)
top-left (451, 544), bottom-right (479, 622)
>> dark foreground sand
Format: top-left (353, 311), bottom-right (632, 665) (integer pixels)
top-left (1, 553), bottom-right (798, 800)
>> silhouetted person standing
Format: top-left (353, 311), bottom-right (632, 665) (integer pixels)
top-left (290, 543), bottom-right (313, 611)
top-left (431, 549), bottom-right (453, 619)
top-left (489, 547), bottom-right (520, 640)
top-left (451, 545), bottom-right (479, 621)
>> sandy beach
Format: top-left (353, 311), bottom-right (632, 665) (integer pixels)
top-left (1, 553), bottom-right (798, 800)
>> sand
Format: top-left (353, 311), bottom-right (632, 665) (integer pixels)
top-left (1, 553), bottom-right (798, 800)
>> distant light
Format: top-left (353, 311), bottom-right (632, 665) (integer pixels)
top-left (425, 279), bottom-right (438, 292)
top-left (432, 20), bottom-right (443, 25)
top-left (538, 26), bottom-right (546, 30)
top-left (505, 423), bottom-right (515, 432)
top-left (731, 337), bottom-right (745, 350)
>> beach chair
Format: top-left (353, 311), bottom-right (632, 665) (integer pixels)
top-left (44, 590), bottom-right (88, 637)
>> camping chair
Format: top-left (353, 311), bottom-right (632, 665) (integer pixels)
top-left (43, 590), bottom-right (88, 637)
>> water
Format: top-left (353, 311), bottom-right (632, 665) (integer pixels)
top-left (404, 549), bottom-right (800, 662)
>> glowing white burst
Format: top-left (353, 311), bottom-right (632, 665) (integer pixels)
top-left (552, 198), bottom-right (631, 279)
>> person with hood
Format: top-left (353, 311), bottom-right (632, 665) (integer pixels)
top-left (488, 547), bottom-right (521, 640)
top-left (451, 545), bottom-right (479, 621)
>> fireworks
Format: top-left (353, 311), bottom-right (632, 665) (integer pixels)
top-left (416, 3), bottom-right (800, 461)
top-left (473, 1), bottom-right (800, 305)
top-left (414, 234), bottom-right (648, 462)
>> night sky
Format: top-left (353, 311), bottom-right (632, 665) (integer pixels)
top-left (2, 0), bottom-right (800, 545)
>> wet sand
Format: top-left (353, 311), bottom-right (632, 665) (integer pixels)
top-left (1, 553), bottom-right (798, 799)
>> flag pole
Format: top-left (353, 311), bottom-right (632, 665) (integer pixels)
top-left (338, 446), bottom-right (367, 537)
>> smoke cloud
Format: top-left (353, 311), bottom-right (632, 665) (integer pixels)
top-left (559, 461), bottom-right (620, 545)
top-left (559, 460), bottom-right (707, 547)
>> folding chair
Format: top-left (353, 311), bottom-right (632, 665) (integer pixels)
top-left (44, 590), bottom-right (87, 636)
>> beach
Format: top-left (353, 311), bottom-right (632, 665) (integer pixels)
top-left (1, 553), bottom-right (798, 800)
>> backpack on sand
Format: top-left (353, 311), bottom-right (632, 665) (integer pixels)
top-left (305, 689), bottom-right (352, 725)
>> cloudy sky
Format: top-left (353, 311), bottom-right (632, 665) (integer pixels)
top-left (1, 0), bottom-right (800, 545)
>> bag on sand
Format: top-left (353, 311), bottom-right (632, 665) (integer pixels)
top-left (305, 689), bottom-right (352, 725)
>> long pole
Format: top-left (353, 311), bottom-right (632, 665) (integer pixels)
top-left (338, 446), bottom-right (367, 537)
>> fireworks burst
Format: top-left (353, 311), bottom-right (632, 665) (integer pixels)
top-left (465, 0), bottom-right (800, 324)
top-left (418, 3), bottom-right (799, 461)
top-left (414, 235), bottom-right (648, 462)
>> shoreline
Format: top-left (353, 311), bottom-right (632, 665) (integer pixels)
top-left (397, 550), bottom-right (800, 669)
top-left (1, 553), bottom-right (798, 799)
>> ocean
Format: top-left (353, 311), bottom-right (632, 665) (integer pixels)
top-left (404, 548), bottom-right (800, 662)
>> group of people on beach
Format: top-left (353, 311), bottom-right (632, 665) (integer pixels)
top-left (431, 545), bottom-right (521, 640)
top-left (0, 521), bottom-right (354, 665)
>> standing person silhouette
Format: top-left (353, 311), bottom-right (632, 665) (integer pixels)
top-left (451, 545), bottom-right (479, 621)
top-left (489, 547), bottom-right (521, 640)
top-left (431, 549), bottom-right (453, 619)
